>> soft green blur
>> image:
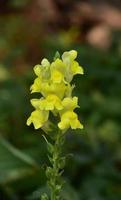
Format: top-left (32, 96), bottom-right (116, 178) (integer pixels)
top-left (0, 1), bottom-right (121, 200)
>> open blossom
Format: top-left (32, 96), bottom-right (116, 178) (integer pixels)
top-left (31, 95), bottom-right (63, 111)
top-left (27, 50), bottom-right (84, 131)
top-left (58, 111), bottom-right (83, 130)
top-left (27, 110), bottom-right (49, 129)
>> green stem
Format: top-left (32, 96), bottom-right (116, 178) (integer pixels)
top-left (46, 130), bottom-right (65, 200)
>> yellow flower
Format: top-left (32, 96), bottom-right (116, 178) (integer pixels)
top-left (42, 82), bottom-right (66, 99)
top-left (31, 77), bottom-right (42, 93)
top-left (62, 50), bottom-right (84, 82)
top-left (62, 50), bottom-right (77, 61)
top-left (30, 76), bottom-right (70, 99)
top-left (33, 58), bottom-right (50, 79)
top-left (31, 95), bottom-right (63, 111)
top-left (27, 110), bottom-right (49, 129)
top-left (58, 97), bottom-right (83, 131)
top-left (33, 64), bottom-right (41, 77)
top-left (58, 111), bottom-right (83, 130)
top-left (41, 58), bottom-right (50, 67)
top-left (27, 50), bottom-right (84, 131)
top-left (51, 58), bottom-right (66, 75)
top-left (62, 97), bottom-right (79, 111)
top-left (71, 61), bottom-right (84, 75)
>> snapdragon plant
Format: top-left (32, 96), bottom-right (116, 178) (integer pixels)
top-left (27, 50), bottom-right (84, 200)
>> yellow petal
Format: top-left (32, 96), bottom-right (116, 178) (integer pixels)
top-left (55, 101), bottom-right (63, 110)
top-left (26, 110), bottom-right (49, 129)
top-left (39, 100), bottom-right (47, 110)
top-left (71, 61), bottom-right (84, 75)
top-left (62, 97), bottom-right (78, 111)
top-left (41, 58), bottom-right (50, 67)
top-left (30, 77), bottom-right (42, 93)
top-left (31, 99), bottom-right (42, 109)
top-left (62, 50), bottom-right (77, 61)
top-left (51, 70), bottom-right (63, 83)
top-left (58, 118), bottom-right (70, 130)
top-left (41, 82), bottom-right (67, 99)
top-left (70, 119), bottom-right (83, 129)
top-left (68, 50), bottom-right (77, 60)
top-left (58, 111), bottom-right (83, 130)
top-left (33, 95), bottom-right (63, 111)
top-left (45, 102), bottom-right (54, 110)
top-left (46, 95), bottom-right (63, 110)
top-left (33, 64), bottom-right (42, 76)
top-left (26, 117), bottom-right (32, 126)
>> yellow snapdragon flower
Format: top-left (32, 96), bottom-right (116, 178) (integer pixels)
top-left (34, 58), bottom-right (50, 78)
top-left (51, 59), bottom-right (66, 81)
top-left (27, 110), bottom-right (49, 129)
top-left (62, 50), bottom-right (84, 82)
top-left (58, 97), bottom-right (83, 130)
top-left (62, 97), bottom-right (79, 111)
top-left (31, 77), bottom-right (71, 99)
top-left (58, 111), bottom-right (83, 130)
top-left (31, 95), bottom-right (63, 111)
top-left (51, 54), bottom-right (83, 83)
top-left (27, 50), bottom-right (84, 131)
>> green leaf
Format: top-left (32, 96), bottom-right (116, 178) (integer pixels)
top-left (42, 135), bottom-right (54, 154)
top-left (0, 136), bottom-right (39, 184)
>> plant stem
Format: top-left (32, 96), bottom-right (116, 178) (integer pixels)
top-left (46, 130), bottom-right (65, 200)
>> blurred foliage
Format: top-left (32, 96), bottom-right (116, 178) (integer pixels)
top-left (0, 0), bottom-right (121, 200)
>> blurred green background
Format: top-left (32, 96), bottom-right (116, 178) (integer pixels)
top-left (0, 0), bottom-right (121, 199)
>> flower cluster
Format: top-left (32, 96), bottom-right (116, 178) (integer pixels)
top-left (27, 50), bottom-right (84, 131)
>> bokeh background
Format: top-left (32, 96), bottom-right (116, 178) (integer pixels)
top-left (0, 0), bottom-right (121, 199)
